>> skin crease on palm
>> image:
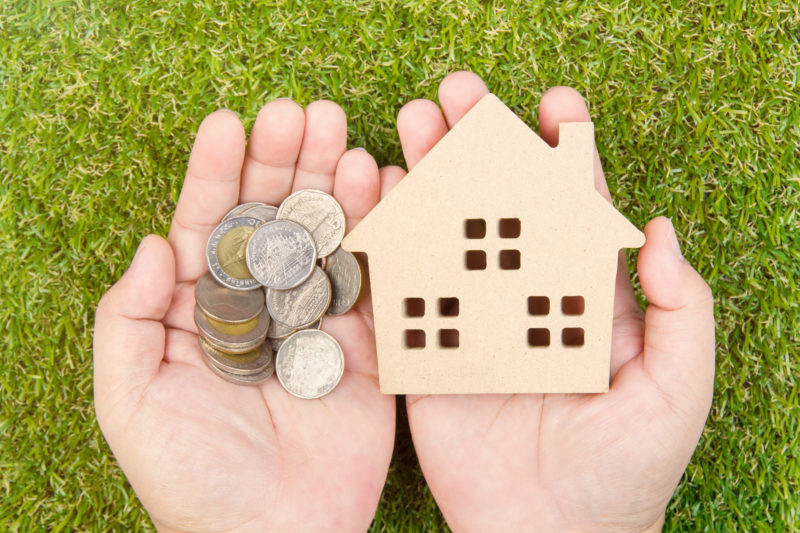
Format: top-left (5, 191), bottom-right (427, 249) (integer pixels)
top-left (94, 71), bottom-right (715, 533)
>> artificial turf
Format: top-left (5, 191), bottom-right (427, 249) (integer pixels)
top-left (1, 1), bottom-right (798, 530)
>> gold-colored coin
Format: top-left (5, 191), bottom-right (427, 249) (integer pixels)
top-left (218, 225), bottom-right (255, 279)
top-left (200, 342), bottom-right (274, 385)
top-left (206, 216), bottom-right (261, 291)
top-left (199, 336), bottom-right (272, 376)
top-left (206, 315), bottom-right (259, 336)
top-left (195, 272), bottom-right (264, 324)
top-left (194, 305), bottom-right (269, 354)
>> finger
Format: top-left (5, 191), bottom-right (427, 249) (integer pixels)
top-left (537, 86), bottom-right (644, 376)
top-left (379, 165), bottom-right (406, 198)
top-left (291, 100), bottom-right (347, 193)
top-left (239, 99), bottom-right (305, 205)
top-left (168, 110), bottom-right (246, 282)
top-left (94, 235), bottom-right (175, 410)
top-left (437, 70), bottom-right (490, 128)
top-left (538, 86), bottom-right (612, 201)
top-left (609, 250), bottom-right (646, 378)
top-left (332, 148), bottom-right (380, 232)
top-left (397, 99), bottom-right (448, 170)
top-left (637, 216), bottom-right (715, 411)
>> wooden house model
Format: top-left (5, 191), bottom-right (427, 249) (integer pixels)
top-left (343, 94), bottom-right (645, 394)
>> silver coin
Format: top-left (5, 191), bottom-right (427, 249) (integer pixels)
top-left (194, 305), bottom-right (269, 354)
top-left (276, 329), bottom-right (344, 399)
top-left (245, 219), bottom-right (317, 290)
top-left (324, 247), bottom-right (362, 315)
top-left (200, 344), bottom-right (274, 386)
top-left (221, 202), bottom-right (267, 222)
top-left (267, 318), bottom-right (296, 340)
top-left (199, 336), bottom-right (273, 376)
top-left (277, 190), bottom-right (345, 257)
top-left (195, 272), bottom-right (264, 324)
top-left (206, 216), bottom-right (261, 291)
top-left (241, 204), bottom-right (278, 223)
top-left (266, 267), bottom-right (331, 329)
top-left (301, 317), bottom-right (322, 330)
top-left (269, 337), bottom-right (286, 353)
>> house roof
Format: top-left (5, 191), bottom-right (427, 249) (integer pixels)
top-left (343, 93), bottom-right (644, 254)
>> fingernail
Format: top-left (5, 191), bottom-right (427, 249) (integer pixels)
top-left (130, 236), bottom-right (152, 272)
top-left (354, 147), bottom-right (367, 152)
top-left (666, 219), bottom-right (683, 259)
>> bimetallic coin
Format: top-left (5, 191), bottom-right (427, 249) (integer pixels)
top-left (241, 204), bottom-right (278, 223)
top-left (201, 345), bottom-right (275, 386)
top-left (206, 315), bottom-right (259, 336)
top-left (276, 330), bottom-right (344, 399)
top-left (324, 247), bottom-right (362, 315)
top-left (267, 267), bottom-right (331, 329)
top-left (222, 202), bottom-right (267, 222)
top-left (267, 318), bottom-right (296, 340)
top-left (199, 336), bottom-right (273, 376)
top-left (277, 189), bottom-right (345, 257)
top-left (206, 216), bottom-right (261, 290)
top-left (245, 219), bottom-right (316, 290)
top-left (194, 305), bottom-right (269, 354)
top-left (195, 272), bottom-right (264, 324)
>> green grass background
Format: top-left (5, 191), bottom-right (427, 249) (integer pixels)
top-left (2, 0), bottom-right (798, 530)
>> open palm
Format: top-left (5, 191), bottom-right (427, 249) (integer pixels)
top-left (94, 100), bottom-right (395, 532)
top-left (390, 72), bottom-right (716, 532)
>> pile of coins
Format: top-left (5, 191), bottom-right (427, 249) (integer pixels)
top-left (194, 190), bottom-right (363, 399)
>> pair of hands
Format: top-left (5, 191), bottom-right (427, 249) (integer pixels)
top-left (94, 71), bottom-right (715, 533)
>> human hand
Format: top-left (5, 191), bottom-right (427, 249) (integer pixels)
top-left (94, 100), bottom-right (395, 532)
top-left (390, 72), bottom-right (715, 532)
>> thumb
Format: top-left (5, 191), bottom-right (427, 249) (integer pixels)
top-left (637, 217), bottom-right (715, 415)
top-left (94, 235), bottom-right (176, 415)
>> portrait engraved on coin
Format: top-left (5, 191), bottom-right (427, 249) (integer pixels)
top-left (266, 267), bottom-right (331, 329)
top-left (195, 272), bottom-right (264, 323)
top-left (276, 330), bottom-right (344, 399)
top-left (276, 190), bottom-right (345, 257)
top-left (324, 247), bottom-right (362, 315)
top-left (245, 219), bottom-right (317, 289)
top-left (206, 216), bottom-right (261, 290)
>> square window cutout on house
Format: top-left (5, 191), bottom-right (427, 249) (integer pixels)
top-left (527, 328), bottom-right (550, 347)
top-left (561, 296), bottom-right (585, 316)
top-left (562, 328), bottom-right (585, 347)
top-left (499, 249), bottom-right (521, 270)
top-left (404, 329), bottom-right (426, 349)
top-left (499, 218), bottom-right (521, 238)
top-left (464, 218), bottom-right (486, 239)
top-left (404, 297), bottom-right (425, 317)
top-left (465, 250), bottom-right (487, 270)
top-left (439, 329), bottom-right (459, 348)
top-left (527, 296), bottom-right (550, 316)
top-left (438, 297), bottom-right (459, 317)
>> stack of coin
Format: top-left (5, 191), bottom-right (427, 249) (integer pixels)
top-left (194, 273), bottom-right (274, 385)
top-left (196, 190), bottom-right (363, 399)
